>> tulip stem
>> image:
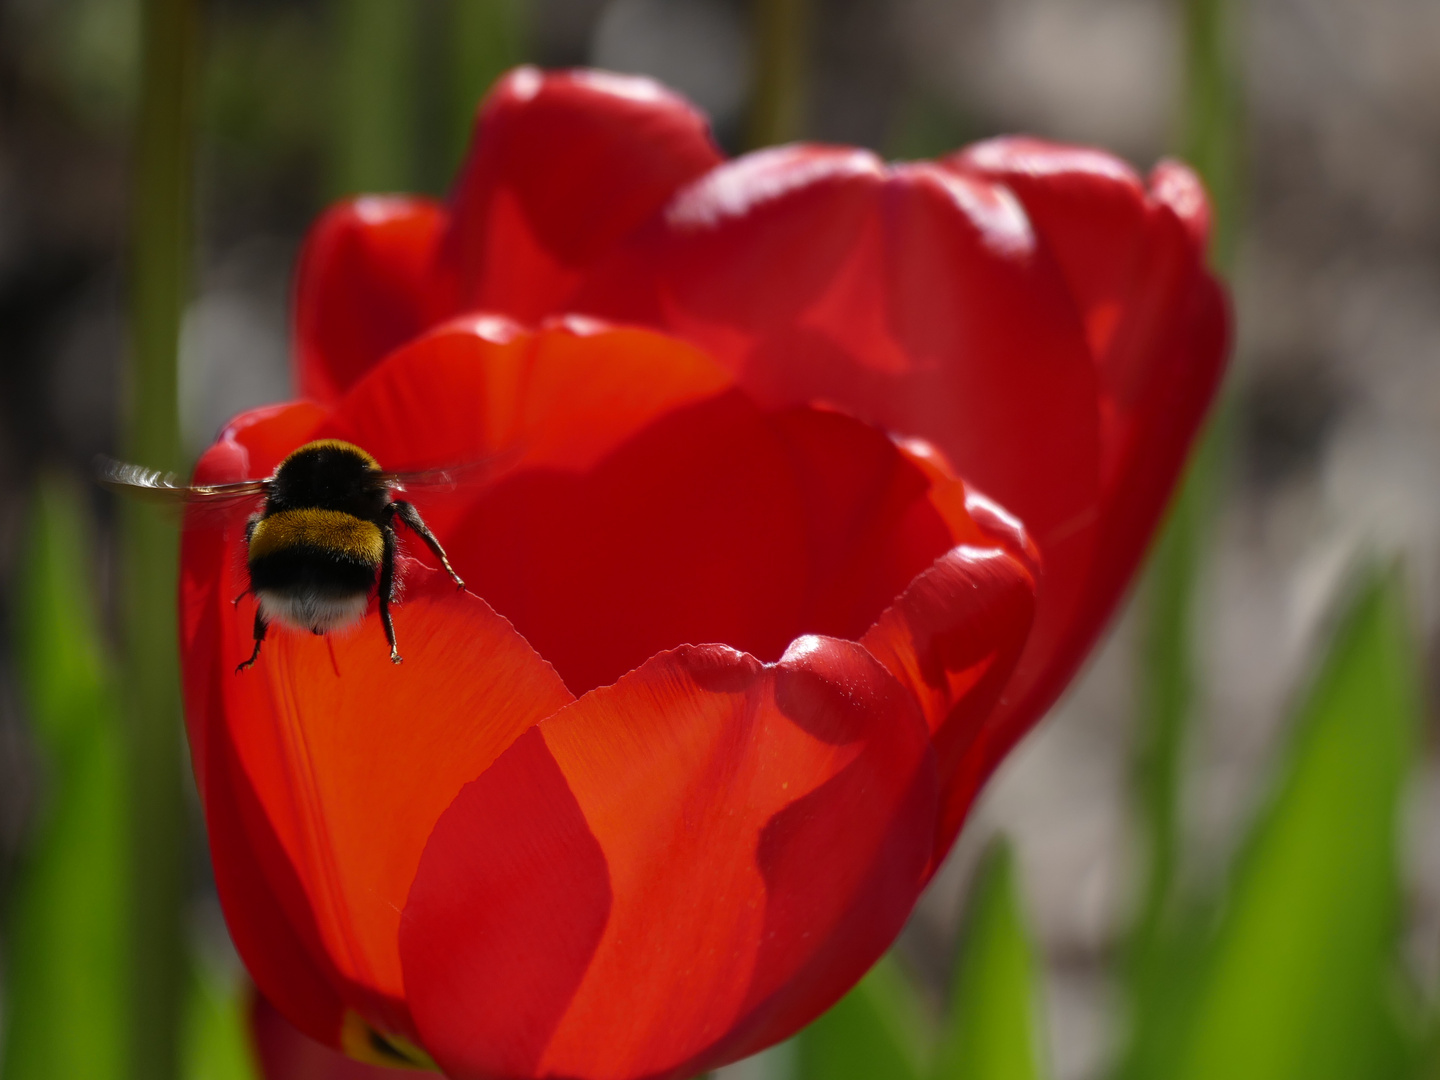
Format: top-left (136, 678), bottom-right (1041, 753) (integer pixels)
top-left (1181, 0), bottom-right (1244, 267)
top-left (1122, 0), bottom-right (1241, 1061)
top-left (332, 0), bottom-right (421, 195)
top-left (746, 0), bottom-right (810, 148)
top-left (447, 0), bottom-right (526, 175)
top-left (123, 0), bottom-right (198, 1075)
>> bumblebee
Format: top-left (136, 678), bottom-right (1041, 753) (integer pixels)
top-left (100, 439), bottom-right (467, 671)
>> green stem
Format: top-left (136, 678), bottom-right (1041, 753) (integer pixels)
top-left (1123, 0), bottom-right (1241, 1046)
top-left (1181, 0), bottom-right (1244, 266)
top-left (124, 0), bottom-right (198, 1076)
top-left (746, 0), bottom-right (809, 149)
top-left (447, 0), bottom-right (525, 175)
top-left (1130, 431), bottom-right (1220, 961)
top-left (332, 0), bottom-right (421, 195)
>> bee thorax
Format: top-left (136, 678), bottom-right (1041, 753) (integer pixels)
top-left (256, 588), bottom-right (370, 634)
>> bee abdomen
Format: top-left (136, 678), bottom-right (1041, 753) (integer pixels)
top-left (247, 510), bottom-right (382, 635)
top-left (247, 509), bottom-right (383, 599)
top-left (248, 509), bottom-right (384, 566)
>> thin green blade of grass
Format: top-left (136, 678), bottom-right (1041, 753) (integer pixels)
top-left (795, 953), bottom-right (933, 1080)
top-left (331, 0), bottom-right (420, 195)
top-left (182, 966), bottom-right (258, 1080)
top-left (1123, 0), bottom-right (1243, 1043)
top-left (446, 0), bottom-right (525, 172)
top-left (933, 840), bottom-right (1049, 1080)
top-left (1169, 568), bottom-right (1420, 1080)
top-left (2, 477), bottom-right (128, 1080)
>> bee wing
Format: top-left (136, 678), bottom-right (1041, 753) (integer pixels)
top-left (96, 456), bottom-right (269, 517)
top-left (379, 448), bottom-right (524, 495)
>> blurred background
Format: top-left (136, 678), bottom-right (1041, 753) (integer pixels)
top-left (0, 0), bottom-right (1436, 1078)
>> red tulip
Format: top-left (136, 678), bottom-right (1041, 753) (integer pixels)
top-left (184, 67), bottom-right (1227, 1079)
top-left (251, 991), bottom-right (402, 1079)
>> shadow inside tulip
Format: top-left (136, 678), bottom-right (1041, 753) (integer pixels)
top-left (447, 389), bottom-right (956, 695)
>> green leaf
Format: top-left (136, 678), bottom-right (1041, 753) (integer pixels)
top-left (182, 966), bottom-right (258, 1080)
top-left (445, 0), bottom-right (525, 174)
top-left (3, 476), bottom-right (128, 1080)
top-left (934, 840), bottom-right (1049, 1080)
top-left (1168, 568), bottom-right (1420, 1080)
top-left (795, 953), bottom-right (933, 1080)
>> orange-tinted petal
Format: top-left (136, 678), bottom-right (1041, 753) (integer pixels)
top-left (294, 198), bottom-right (447, 403)
top-left (320, 317), bottom-right (732, 475)
top-left (313, 320), bottom-right (987, 696)
top-left (181, 401), bottom-right (326, 793)
top-left (203, 718), bottom-right (351, 1049)
top-left (188, 530), bottom-right (572, 1038)
top-left (400, 637), bottom-right (936, 1080)
top-left (861, 546), bottom-right (1036, 860)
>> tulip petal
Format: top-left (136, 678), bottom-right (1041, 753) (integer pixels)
top-left (183, 458), bottom-right (574, 1042)
top-left (321, 317), bottom-right (733, 477)
top-left (316, 319), bottom-right (989, 697)
top-left (442, 396), bottom-right (978, 697)
top-left (295, 197), bottom-right (447, 403)
top-left (439, 67), bottom-right (722, 322)
top-left (861, 546), bottom-right (1036, 859)
top-left (251, 992), bottom-right (402, 1079)
top-left (181, 402), bottom-right (575, 1043)
top-left (316, 317), bottom-right (740, 553)
top-left (578, 148), bottom-right (1102, 563)
top-left (577, 148), bottom-right (1103, 787)
top-left (948, 141), bottom-right (1228, 776)
top-left (950, 139), bottom-right (1158, 386)
top-left (230, 567), bottom-right (571, 1033)
top-left (181, 402), bottom-right (327, 793)
top-left (203, 717), bottom-right (351, 1049)
top-left (400, 637), bottom-right (937, 1080)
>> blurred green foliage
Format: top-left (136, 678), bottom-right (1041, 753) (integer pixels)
top-left (798, 569), bottom-right (1431, 1080)
top-left (447, 0), bottom-right (526, 176)
top-left (797, 953), bottom-right (932, 1080)
top-left (181, 966), bottom-right (259, 1080)
top-left (3, 479), bottom-right (128, 1080)
top-left (798, 840), bottom-right (1052, 1080)
top-left (6, 1), bottom-right (1438, 1079)
top-left (1168, 569), bottom-right (1419, 1080)
top-left (934, 843), bottom-right (1049, 1080)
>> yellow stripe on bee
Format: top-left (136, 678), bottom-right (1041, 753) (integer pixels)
top-left (248, 509), bottom-right (384, 564)
top-left (281, 439), bottom-right (381, 471)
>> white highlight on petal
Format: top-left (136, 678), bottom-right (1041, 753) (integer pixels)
top-left (928, 169), bottom-right (1035, 258)
top-left (780, 634), bottom-right (827, 665)
top-left (964, 492), bottom-right (1026, 539)
top-left (505, 66), bottom-right (543, 102)
top-left (951, 544), bottom-right (1012, 566)
top-left (571, 68), bottom-right (672, 105)
top-left (1150, 162), bottom-right (1206, 223)
top-left (965, 139), bottom-right (1138, 186)
top-left (352, 196), bottom-right (418, 226)
top-left (666, 146), bottom-right (883, 230)
top-left (443, 314), bottom-right (524, 344)
top-left (549, 313), bottom-right (611, 337)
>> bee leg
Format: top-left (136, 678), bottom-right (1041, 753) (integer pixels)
top-left (379, 523), bottom-right (402, 664)
top-left (236, 609), bottom-right (268, 673)
top-left (390, 500), bottom-right (465, 590)
top-left (235, 519), bottom-right (260, 607)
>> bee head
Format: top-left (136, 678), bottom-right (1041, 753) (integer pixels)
top-left (267, 440), bottom-right (390, 517)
